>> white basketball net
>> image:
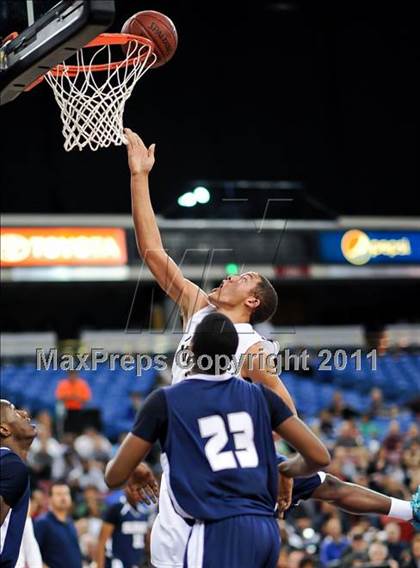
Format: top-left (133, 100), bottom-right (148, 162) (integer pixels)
top-left (45, 40), bottom-right (156, 151)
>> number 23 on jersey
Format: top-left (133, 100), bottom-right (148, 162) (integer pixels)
top-left (198, 412), bottom-right (259, 472)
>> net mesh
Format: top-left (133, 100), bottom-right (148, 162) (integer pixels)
top-left (45, 40), bottom-right (156, 151)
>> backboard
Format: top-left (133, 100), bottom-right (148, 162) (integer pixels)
top-left (0, 0), bottom-right (115, 105)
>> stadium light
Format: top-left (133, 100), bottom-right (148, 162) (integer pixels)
top-left (193, 186), bottom-right (210, 204)
top-left (177, 192), bottom-right (197, 207)
top-left (225, 263), bottom-right (239, 275)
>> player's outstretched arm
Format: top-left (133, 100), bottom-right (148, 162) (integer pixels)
top-left (276, 416), bottom-right (330, 478)
top-left (126, 128), bottom-right (208, 320)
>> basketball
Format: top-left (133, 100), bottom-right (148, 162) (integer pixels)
top-left (121, 10), bottom-right (178, 68)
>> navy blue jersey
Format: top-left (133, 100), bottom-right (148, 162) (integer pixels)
top-left (132, 374), bottom-right (293, 522)
top-left (103, 496), bottom-right (156, 568)
top-left (34, 511), bottom-right (82, 568)
top-left (0, 447), bottom-right (30, 568)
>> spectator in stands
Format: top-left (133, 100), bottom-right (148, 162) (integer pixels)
top-left (30, 489), bottom-right (46, 519)
top-left (55, 370), bottom-right (92, 412)
top-left (402, 533), bottom-right (420, 568)
top-left (74, 485), bottom-right (105, 520)
top-left (27, 427), bottom-right (54, 483)
top-left (287, 550), bottom-right (306, 568)
top-left (367, 541), bottom-right (398, 568)
top-left (383, 522), bottom-right (405, 563)
top-left (28, 423), bottom-right (63, 484)
top-left (335, 420), bottom-right (363, 449)
top-left (340, 532), bottom-right (368, 568)
top-left (369, 387), bottom-right (388, 417)
top-left (383, 421), bottom-right (403, 453)
top-left (314, 409), bottom-right (335, 443)
top-left (34, 482), bottom-right (82, 568)
top-left (74, 486), bottom-right (104, 565)
top-left (126, 390), bottom-right (144, 422)
top-left (74, 427), bottom-right (112, 461)
top-left (319, 518), bottom-right (349, 567)
top-left (329, 392), bottom-right (356, 420)
top-left (299, 557), bottom-right (317, 568)
top-left (68, 458), bottom-right (108, 493)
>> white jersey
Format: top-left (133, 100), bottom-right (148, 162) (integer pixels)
top-left (151, 304), bottom-right (279, 568)
top-left (171, 304), bottom-right (277, 384)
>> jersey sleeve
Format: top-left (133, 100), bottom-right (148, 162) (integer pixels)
top-left (131, 388), bottom-right (168, 446)
top-left (260, 385), bottom-right (294, 429)
top-left (0, 452), bottom-right (29, 507)
top-left (33, 518), bottom-right (47, 550)
top-left (102, 503), bottom-right (121, 526)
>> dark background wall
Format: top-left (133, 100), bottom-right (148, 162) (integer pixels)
top-left (1, 0), bottom-right (417, 217)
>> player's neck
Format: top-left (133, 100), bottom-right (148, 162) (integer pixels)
top-left (216, 306), bottom-right (250, 325)
top-left (1, 439), bottom-right (30, 461)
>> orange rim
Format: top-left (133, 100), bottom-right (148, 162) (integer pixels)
top-left (1, 31), bottom-right (19, 46)
top-left (25, 33), bottom-right (155, 90)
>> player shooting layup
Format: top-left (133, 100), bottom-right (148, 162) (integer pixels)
top-left (124, 129), bottom-right (420, 568)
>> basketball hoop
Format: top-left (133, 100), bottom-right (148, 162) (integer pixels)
top-left (30, 33), bottom-right (157, 151)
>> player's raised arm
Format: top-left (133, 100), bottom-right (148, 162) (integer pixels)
top-left (126, 128), bottom-right (208, 320)
top-left (241, 343), bottom-right (297, 414)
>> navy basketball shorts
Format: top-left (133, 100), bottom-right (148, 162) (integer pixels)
top-left (184, 514), bottom-right (280, 568)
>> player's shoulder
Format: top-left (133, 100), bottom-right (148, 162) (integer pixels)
top-left (0, 449), bottom-right (28, 474)
top-left (186, 303), bottom-right (216, 327)
top-left (235, 323), bottom-right (279, 355)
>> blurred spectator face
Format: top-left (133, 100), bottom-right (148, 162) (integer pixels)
top-left (338, 421), bottom-right (352, 438)
top-left (371, 388), bottom-right (383, 404)
top-left (299, 558), bottom-right (315, 568)
top-left (385, 522), bottom-right (401, 543)
top-left (296, 516), bottom-right (311, 531)
top-left (368, 542), bottom-right (389, 564)
top-left (407, 423), bottom-right (418, 438)
top-left (411, 535), bottom-right (420, 560)
top-left (350, 533), bottom-right (367, 554)
top-left (387, 420), bottom-right (400, 436)
top-left (30, 489), bottom-right (46, 517)
top-left (325, 518), bottom-right (342, 540)
top-left (50, 484), bottom-right (72, 513)
top-left (288, 551), bottom-right (305, 568)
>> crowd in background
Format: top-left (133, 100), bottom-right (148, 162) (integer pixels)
top-left (14, 373), bottom-right (420, 567)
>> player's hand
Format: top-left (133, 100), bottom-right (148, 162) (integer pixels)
top-left (127, 463), bottom-right (159, 505)
top-left (277, 473), bottom-right (293, 515)
top-left (125, 128), bottom-right (155, 175)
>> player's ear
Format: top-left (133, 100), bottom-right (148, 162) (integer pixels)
top-left (0, 422), bottom-right (11, 438)
top-left (244, 296), bottom-right (260, 310)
